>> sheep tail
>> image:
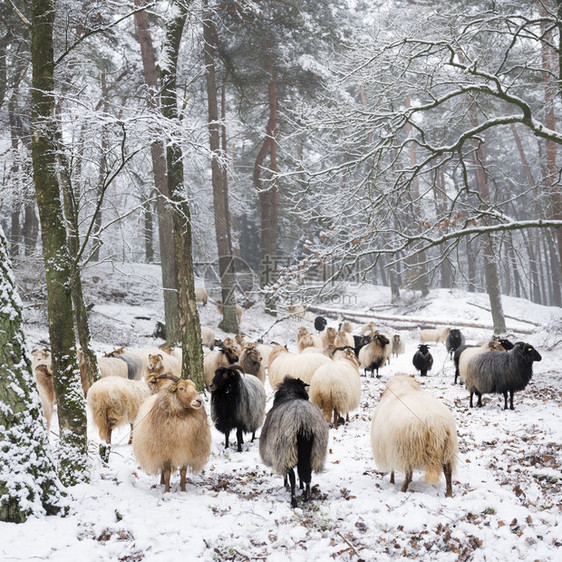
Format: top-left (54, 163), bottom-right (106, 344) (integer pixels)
top-left (296, 429), bottom-right (313, 486)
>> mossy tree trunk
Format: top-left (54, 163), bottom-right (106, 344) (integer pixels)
top-left (31, 0), bottom-right (89, 485)
top-left (203, 4), bottom-right (239, 334)
top-left (160, 0), bottom-right (205, 391)
top-left (0, 226), bottom-right (67, 522)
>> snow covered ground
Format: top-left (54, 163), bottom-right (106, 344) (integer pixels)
top-left (3, 260), bottom-right (562, 561)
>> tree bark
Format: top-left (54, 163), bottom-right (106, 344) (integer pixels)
top-left (134, 0), bottom-right (180, 343)
top-left (160, 0), bottom-right (205, 391)
top-left (31, 0), bottom-right (89, 485)
top-left (254, 42), bottom-right (279, 315)
top-left (0, 226), bottom-right (67, 522)
top-left (203, 3), bottom-right (239, 333)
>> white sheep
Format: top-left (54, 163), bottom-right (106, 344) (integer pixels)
top-left (201, 326), bottom-right (216, 349)
top-left (129, 347), bottom-right (182, 379)
top-left (361, 322), bottom-right (377, 336)
top-left (309, 347), bottom-right (361, 428)
top-left (297, 326), bottom-right (323, 350)
top-left (133, 378), bottom-right (212, 492)
top-left (334, 330), bottom-right (354, 349)
top-left (195, 287), bottom-right (208, 306)
top-left (371, 375), bottom-right (458, 497)
top-left (87, 376), bottom-right (152, 448)
top-left (419, 327), bottom-right (450, 344)
top-left (34, 364), bottom-right (56, 431)
top-left (268, 346), bottom-right (332, 389)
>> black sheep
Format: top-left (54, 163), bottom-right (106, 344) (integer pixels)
top-left (259, 377), bottom-right (329, 507)
top-left (454, 338), bottom-right (514, 385)
top-left (314, 316), bottom-right (327, 333)
top-left (209, 366), bottom-right (266, 452)
top-left (445, 329), bottom-right (465, 358)
top-left (464, 342), bottom-right (541, 410)
top-left (412, 344), bottom-right (433, 377)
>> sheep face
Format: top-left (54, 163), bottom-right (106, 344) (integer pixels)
top-left (148, 353), bottom-right (164, 372)
top-left (374, 334), bottom-right (390, 347)
top-left (32, 347), bottom-right (51, 363)
top-left (274, 376), bottom-right (310, 404)
top-left (220, 345), bottom-right (239, 365)
top-left (516, 342), bottom-right (542, 362)
top-left (209, 366), bottom-right (243, 393)
top-left (297, 326), bottom-right (309, 340)
top-left (171, 380), bottom-right (204, 410)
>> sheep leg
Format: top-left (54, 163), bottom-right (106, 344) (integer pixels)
top-left (454, 369), bottom-right (459, 385)
top-left (509, 391), bottom-right (515, 411)
top-left (224, 430), bottom-right (230, 450)
top-left (288, 468), bottom-right (297, 508)
top-left (251, 431), bottom-right (256, 443)
top-left (128, 423), bottom-right (134, 445)
top-left (303, 481), bottom-right (311, 502)
top-left (390, 471), bottom-right (395, 484)
top-left (333, 409), bottom-right (339, 429)
top-left (469, 392), bottom-right (475, 408)
top-left (401, 469), bottom-right (412, 493)
top-left (179, 465), bottom-right (187, 492)
top-left (236, 427), bottom-right (244, 452)
top-left (477, 393), bottom-right (482, 407)
top-left (503, 391), bottom-right (508, 410)
top-left (443, 463), bottom-right (453, 498)
top-left (162, 462), bottom-right (172, 493)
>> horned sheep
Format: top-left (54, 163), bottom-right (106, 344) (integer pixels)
top-left (268, 345), bottom-right (332, 389)
top-left (203, 345), bottom-right (240, 389)
top-left (358, 333), bottom-right (391, 377)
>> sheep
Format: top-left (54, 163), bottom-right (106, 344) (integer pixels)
top-left (392, 334), bottom-right (405, 357)
top-left (339, 320), bottom-right (354, 334)
top-left (268, 346), bottom-right (333, 389)
top-left (297, 326), bottom-right (323, 349)
top-left (87, 376), bottom-right (152, 451)
top-left (203, 344), bottom-right (240, 389)
top-left (358, 333), bottom-right (391, 377)
top-left (309, 347), bottom-right (361, 428)
top-left (128, 347), bottom-right (181, 379)
top-left (238, 342), bottom-right (266, 384)
top-left (215, 300), bottom-right (243, 324)
top-left (31, 347), bottom-right (51, 371)
top-left (209, 365), bottom-right (266, 452)
top-left (371, 375), bottom-right (458, 497)
top-left (353, 334), bottom-right (372, 358)
top-left (464, 342), bottom-right (542, 410)
top-left (259, 376), bottom-right (329, 507)
top-left (133, 378), bottom-right (212, 492)
top-left (201, 326), bottom-right (216, 349)
top-left (288, 303), bottom-right (306, 318)
top-left (419, 327), bottom-right (450, 344)
top-left (195, 286), bottom-right (208, 306)
top-left (321, 327), bottom-right (337, 347)
top-left (412, 344), bottom-right (433, 377)
top-left (34, 364), bottom-right (56, 431)
top-left (445, 329), bottom-right (465, 358)
top-left (334, 330), bottom-right (354, 349)
top-left (361, 321), bottom-right (377, 336)
top-left (297, 333), bottom-right (316, 353)
top-left (314, 315), bottom-right (327, 332)
top-left (255, 342), bottom-right (274, 367)
top-left (458, 340), bottom-right (506, 386)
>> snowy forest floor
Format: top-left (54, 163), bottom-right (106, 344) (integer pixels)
top-left (4, 258), bottom-right (562, 561)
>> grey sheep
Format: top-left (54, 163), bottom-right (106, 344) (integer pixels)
top-left (210, 365), bottom-right (266, 452)
top-left (445, 329), bottom-right (465, 358)
top-left (259, 376), bottom-right (329, 507)
top-left (464, 342), bottom-right (542, 410)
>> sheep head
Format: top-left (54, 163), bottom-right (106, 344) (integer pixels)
top-left (148, 353), bottom-right (164, 372)
top-left (274, 376), bottom-right (310, 405)
top-left (169, 379), bottom-right (204, 409)
top-left (374, 334), bottom-right (390, 346)
top-left (209, 365), bottom-right (244, 392)
top-left (297, 326), bottom-right (309, 340)
top-left (146, 373), bottom-right (179, 393)
top-left (515, 342), bottom-right (542, 362)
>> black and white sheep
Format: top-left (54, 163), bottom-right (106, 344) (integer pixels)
top-left (412, 344), bottom-right (433, 377)
top-left (445, 329), bottom-right (465, 358)
top-left (358, 333), bottom-right (391, 377)
top-left (259, 376), bottom-right (329, 507)
top-left (238, 343), bottom-right (266, 384)
top-left (464, 342), bottom-right (542, 410)
top-left (203, 344), bottom-right (239, 389)
top-left (209, 365), bottom-right (266, 452)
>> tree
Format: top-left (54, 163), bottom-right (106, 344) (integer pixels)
top-left (31, 0), bottom-right (89, 485)
top-left (0, 225), bottom-right (67, 522)
top-left (203, 1), bottom-right (239, 332)
top-left (160, 0), bottom-right (206, 390)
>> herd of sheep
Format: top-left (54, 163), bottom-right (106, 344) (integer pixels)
top-left (29, 313), bottom-right (542, 506)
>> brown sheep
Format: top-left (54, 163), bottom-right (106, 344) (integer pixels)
top-left (34, 364), bottom-right (56, 431)
top-left (238, 343), bottom-right (266, 384)
top-left (133, 379), bottom-right (212, 492)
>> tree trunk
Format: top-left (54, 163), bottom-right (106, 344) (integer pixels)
top-left (160, 0), bottom-right (205, 391)
top-left (144, 197), bottom-right (154, 263)
top-left (469, 106), bottom-right (506, 333)
top-left (203, 4), bottom-right (239, 333)
top-left (31, 0), bottom-right (89, 485)
top-left (254, 43), bottom-right (279, 315)
top-left (134, 0), bottom-right (180, 344)
top-left (0, 226), bottom-right (67, 522)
